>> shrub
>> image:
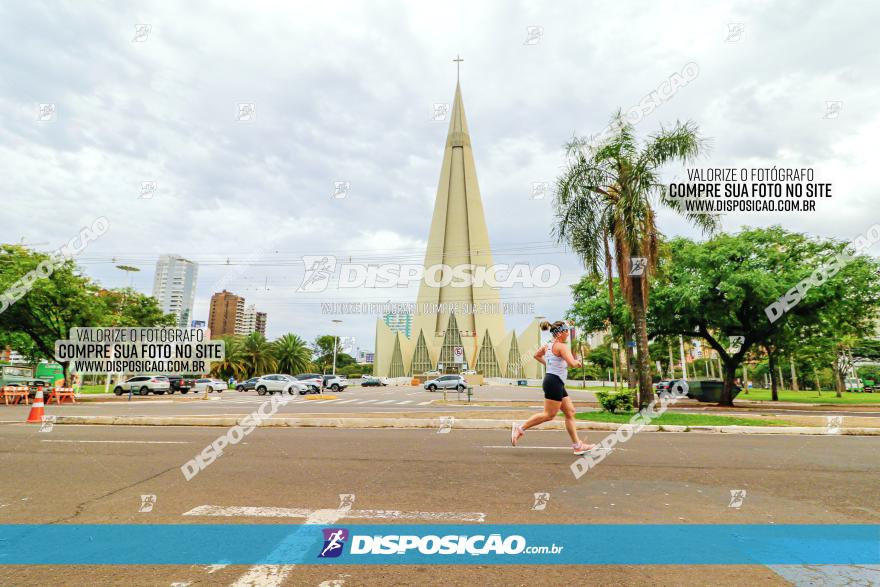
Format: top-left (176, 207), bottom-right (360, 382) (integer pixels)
top-left (595, 390), bottom-right (634, 414)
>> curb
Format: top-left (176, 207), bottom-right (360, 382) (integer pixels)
top-left (48, 415), bottom-right (880, 436)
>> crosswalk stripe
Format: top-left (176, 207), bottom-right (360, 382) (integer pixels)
top-left (335, 399), bottom-right (359, 404)
top-left (417, 401), bottom-right (432, 405)
top-left (358, 399), bottom-right (377, 404)
top-left (375, 400), bottom-right (396, 405)
top-left (396, 400), bottom-right (412, 405)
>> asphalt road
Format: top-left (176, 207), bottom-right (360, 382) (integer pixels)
top-left (2, 422), bottom-right (879, 585)
top-left (0, 386), bottom-right (561, 420)
top-left (4, 385), bottom-right (878, 421)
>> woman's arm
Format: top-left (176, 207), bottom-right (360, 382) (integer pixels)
top-left (533, 346), bottom-right (546, 366)
top-left (558, 343), bottom-right (582, 368)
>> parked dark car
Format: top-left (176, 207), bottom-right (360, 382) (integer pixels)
top-left (166, 375), bottom-right (195, 394)
top-left (236, 377), bottom-right (260, 392)
top-left (653, 380), bottom-right (671, 395)
top-left (361, 376), bottom-right (388, 387)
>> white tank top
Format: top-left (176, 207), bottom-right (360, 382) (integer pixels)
top-left (544, 342), bottom-right (568, 381)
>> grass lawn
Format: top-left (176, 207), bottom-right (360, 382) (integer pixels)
top-left (573, 411), bottom-right (790, 427)
top-left (78, 384), bottom-right (113, 394)
top-left (738, 388), bottom-right (880, 404)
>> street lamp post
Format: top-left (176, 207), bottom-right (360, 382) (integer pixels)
top-left (331, 320), bottom-right (342, 376)
top-left (535, 316), bottom-right (546, 380)
top-left (107, 264), bottom-right (141, 393)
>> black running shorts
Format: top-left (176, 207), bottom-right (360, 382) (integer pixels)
top-left (542, 373), bottom-right (568, 402)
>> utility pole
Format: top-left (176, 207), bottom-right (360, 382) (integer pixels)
top-left (678, 335), bottom-right (688, 381)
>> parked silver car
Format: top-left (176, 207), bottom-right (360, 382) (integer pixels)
top-left (424, 374), bottom-right (467, 392)
top-left (255, 374), bottom-right (309, 395)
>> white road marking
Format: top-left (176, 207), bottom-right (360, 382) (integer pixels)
top-left (417, 401), bottom-right (432, 405)
top-left (334, 400), bottom-right (359, 404)
top-left (186, 505), bottom-right (486, 523)
top-left (40, 439), bottom-right (189, 444)
top-left (357, 399), bottom-right (377, 404)
top-left (344, 509), bottom-right (484, 522)
top-left (184, 505), bottom-right (312, 518)
top-left (395, 400), bottom-right (413, 405)
top-left (375, 400), bottom-right (396, 405)
top-left (482, 445), bottom-right (617, 451)
top-left (203, 564), bottom-right (228, 574)
top-left (318, 574), bottom-right (350, 587)
top-left (230, 564), bottom-right (293, 587)
top-left (229, 494), bottom-right (356, 587)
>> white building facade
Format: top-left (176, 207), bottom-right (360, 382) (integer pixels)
top-left (152, 254), bottom-right (198, 328)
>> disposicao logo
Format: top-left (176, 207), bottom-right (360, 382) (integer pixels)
top-left (318, 528), bottom-right (349, 558)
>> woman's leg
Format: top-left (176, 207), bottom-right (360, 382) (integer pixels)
top-left (561, 396), bottom-right (589, 445)
top-left (521, 399), bottom-right (561, 431)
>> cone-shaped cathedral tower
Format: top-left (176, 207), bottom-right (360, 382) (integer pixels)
top-left (374, 79), bottom-right (543, 379)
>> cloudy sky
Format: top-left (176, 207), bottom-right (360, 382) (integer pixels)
top-left (3, 0), bottom-right (878, 351)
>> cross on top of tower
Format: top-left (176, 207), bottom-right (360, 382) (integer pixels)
top-left (453, 54), bottom-right (463, 82)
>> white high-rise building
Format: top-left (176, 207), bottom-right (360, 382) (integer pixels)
top-left (236, 304), bottom-right (267, 336)
top-left (238, 304), bottom-right (256, 336)
top-left (152, 254), bottom-right (198, 328)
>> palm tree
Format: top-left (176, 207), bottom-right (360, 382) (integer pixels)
top-left (211, 335), bottom-right (246, 379)
top-left (272, 333), bottom-right (312, 375)
top-left (554, 111), bottom-right (717, 408)
top-left (240, 332), bottom-right (277, 377)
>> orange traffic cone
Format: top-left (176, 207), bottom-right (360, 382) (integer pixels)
top-left (26, 387), bottom-right (45, 423)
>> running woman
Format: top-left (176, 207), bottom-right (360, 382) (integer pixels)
top-left (511, 320), bottom-right (594, 455)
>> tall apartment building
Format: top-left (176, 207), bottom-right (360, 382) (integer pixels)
top-left (208, 290), bottom-right (245, 337)
top-left (255, 311), bottom-right (267, 336)
top-left (152, 255), bottom-right (198, 328)
top-left (237, 304), bottom-right (268, 336)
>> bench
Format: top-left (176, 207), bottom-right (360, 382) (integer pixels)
top-left (47, 387), bottom-right (76, 404)
top-left (1, 386), bottom-right (30, 405)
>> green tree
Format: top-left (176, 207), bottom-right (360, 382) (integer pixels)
top-left (240, 332), bottom-right (276, 377)
top-left (0, 246), bottom-right (108, 383)
top-left (98, 288), bottom-right (176, 327)
top-left (272, 333), bottom-right (312, 375)
top-left (554, 112), bottom-right (717, 407)
top-left (313, 334), bottom-right (352, 372)
top-left (649, 228), bottom-right (880, 405)
top-left (211, 335), bottom-right (246, 379)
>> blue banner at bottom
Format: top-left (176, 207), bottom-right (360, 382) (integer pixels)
top-left (0, 524), bottom-right (877, 565)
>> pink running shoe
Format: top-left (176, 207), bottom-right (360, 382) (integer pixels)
top-left (511, 423), bottom-right (524, 446)
top-left (572, 441), bottom-right (595, 455)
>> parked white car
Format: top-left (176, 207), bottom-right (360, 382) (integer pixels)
top-left (322, 374), bottom-right (348, 391)
top-left (191, 378), bottom-right (227, 393)
top-left (255, 374), bottom-right (309, 395)
top-left (294, 373), bottom-right (325, 393)
top-left (113, 375), bottom-right (171, 396)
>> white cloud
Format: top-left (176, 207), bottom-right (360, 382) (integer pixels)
top-left (2, 0), bottom-right (877, 347)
